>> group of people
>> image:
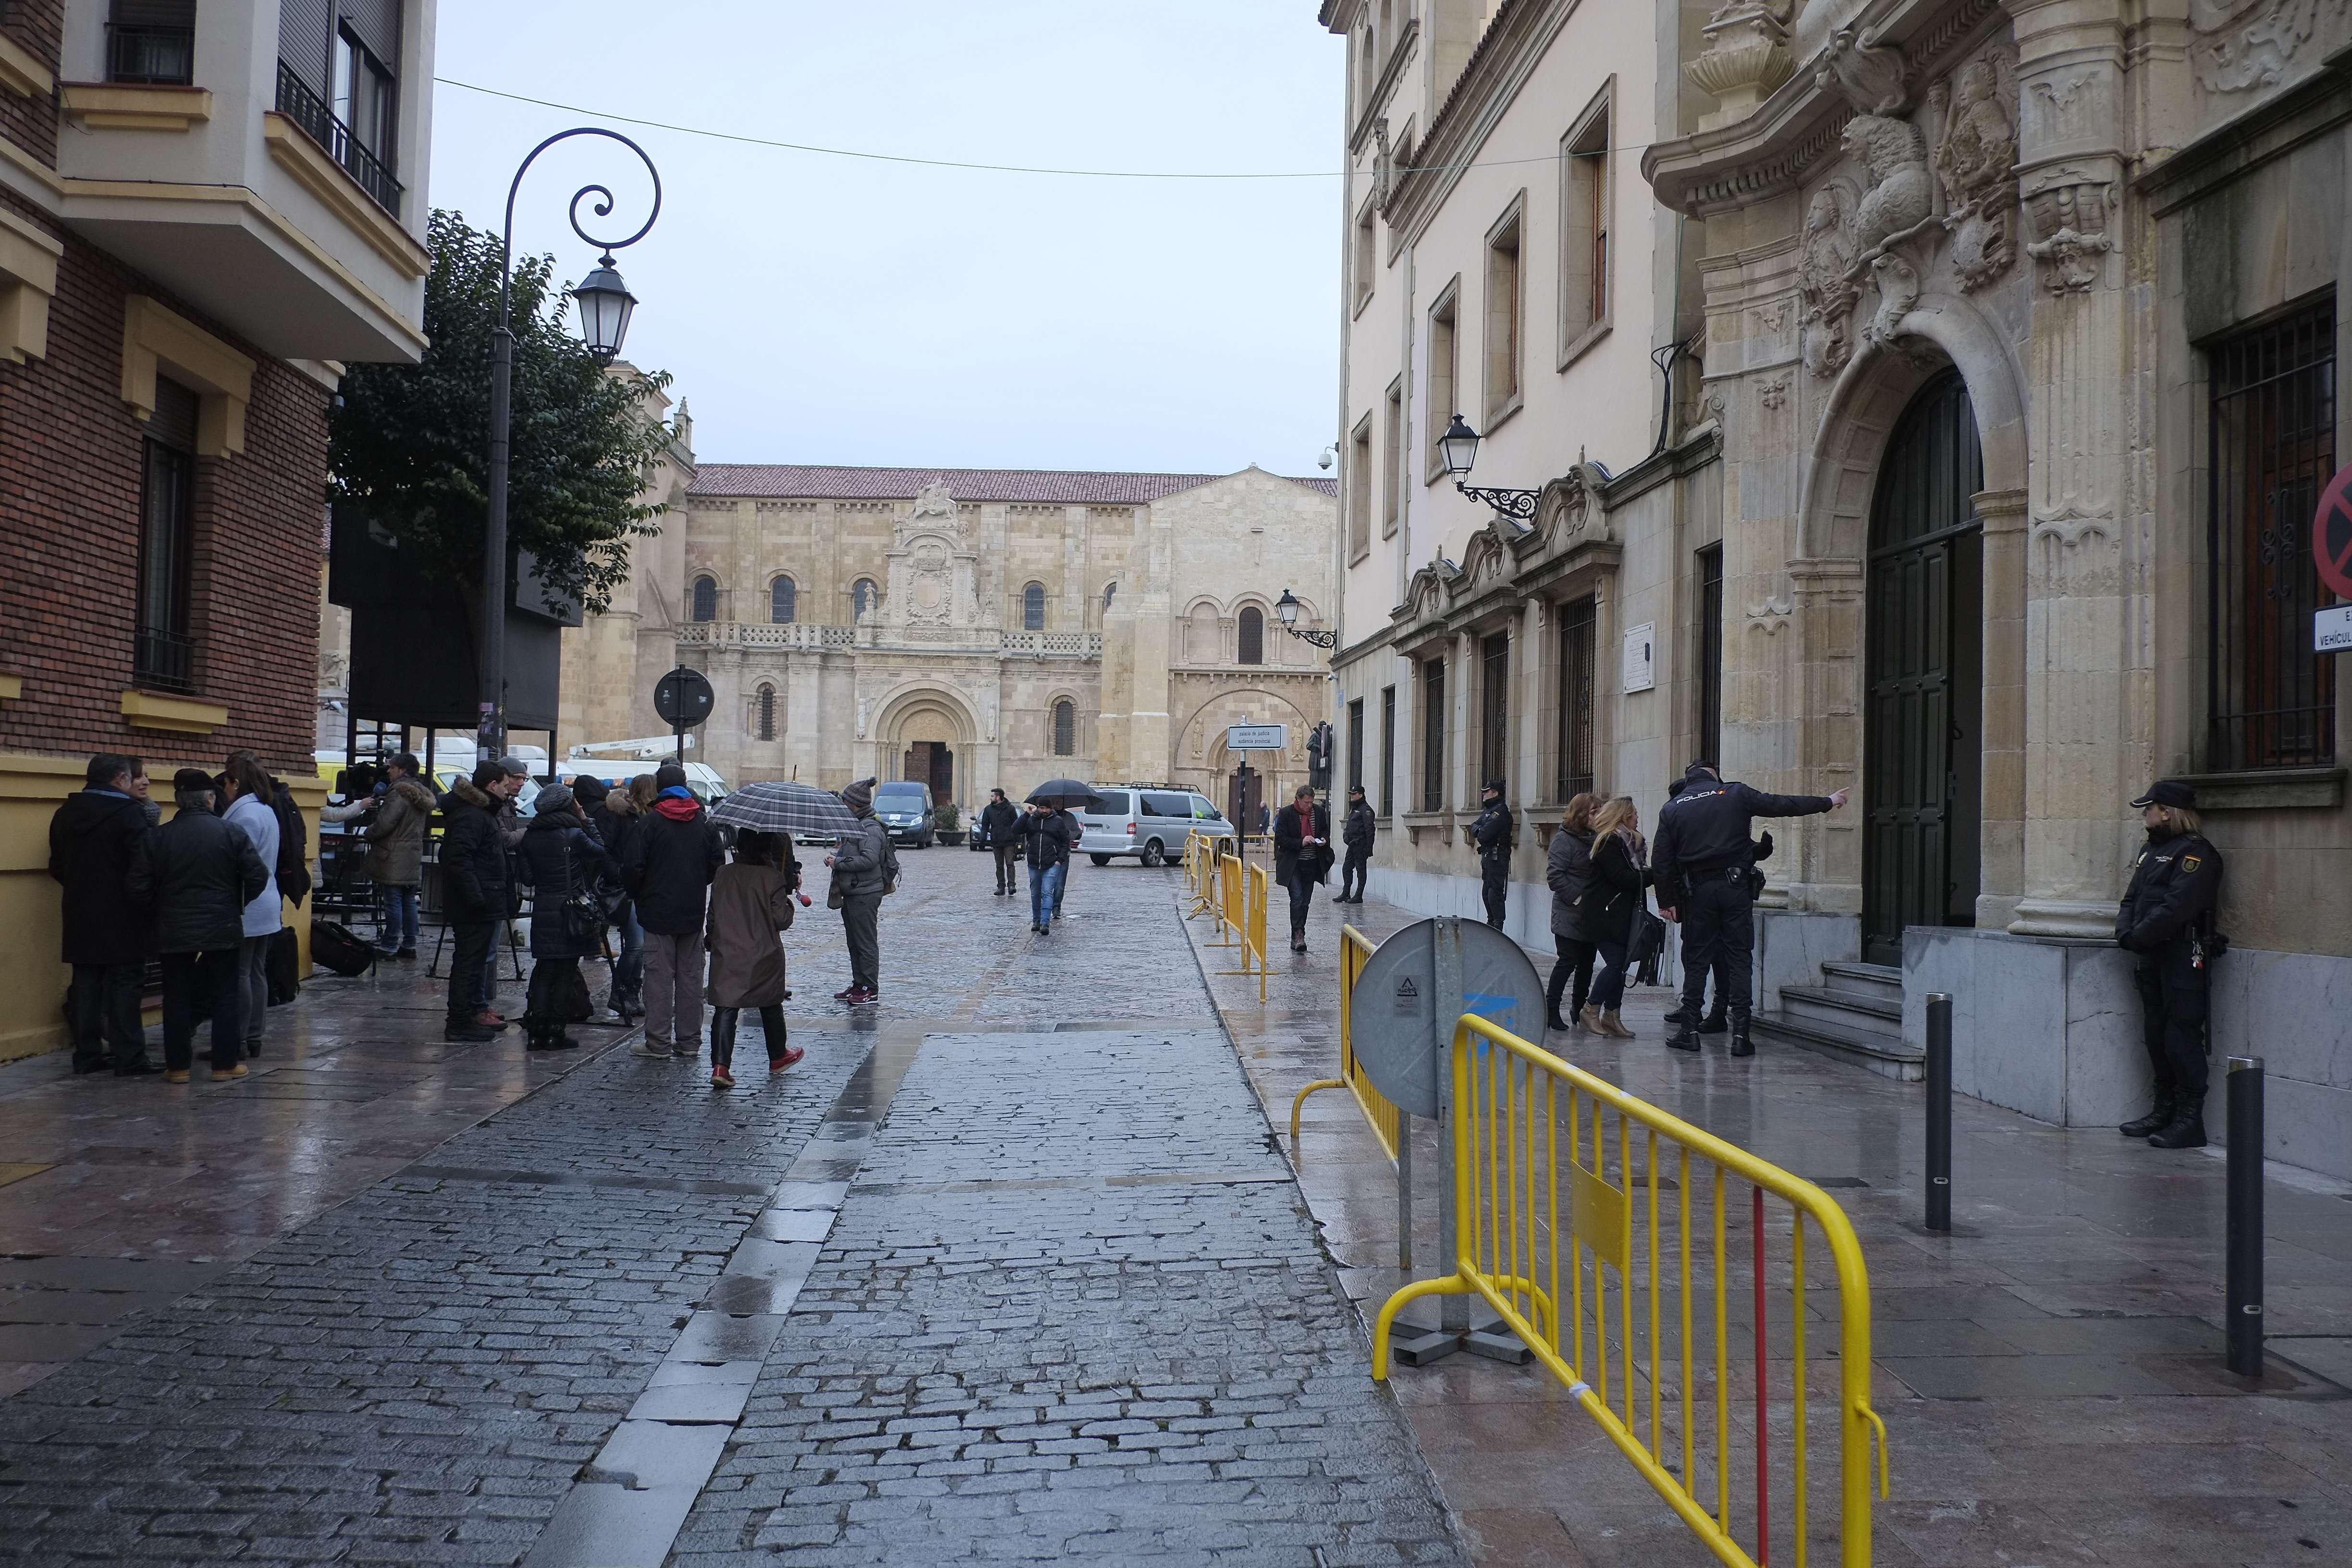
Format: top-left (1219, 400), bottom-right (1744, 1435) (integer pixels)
top-left (970, 786), bottom-right (1083, 935)
top-left (49, 750), bottom-right (310, 1082)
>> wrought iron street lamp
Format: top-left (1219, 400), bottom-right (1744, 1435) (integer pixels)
top-left (477, 127), bottom-right (662, 758)
top-left (1274, 588), bottom-right (1337, 649)
top-left (1436, 412), bottom-right (1540, 522)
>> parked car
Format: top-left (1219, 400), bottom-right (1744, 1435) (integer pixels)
top-left (1075, 785), bottom-right (1235, 868)
top-left (873, 780), bottom-right (936, 846)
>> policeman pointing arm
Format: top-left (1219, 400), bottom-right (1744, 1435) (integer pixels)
top-left (1654, 761), bottom-right (1849, 1057)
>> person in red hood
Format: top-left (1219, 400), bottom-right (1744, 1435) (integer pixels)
top-left (619, 763), bottom-right (723, 1060)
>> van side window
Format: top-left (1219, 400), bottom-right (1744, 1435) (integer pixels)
top-left (1144, 792), bottom-right (1190, 817)
top-left (1191, 795), bottom-right (1224, 820)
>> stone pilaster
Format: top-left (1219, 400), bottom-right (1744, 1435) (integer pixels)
top-left (1788, 557), bottom-right (1863, 909)
top-left (1974, 488), bottom-right (2028, 931)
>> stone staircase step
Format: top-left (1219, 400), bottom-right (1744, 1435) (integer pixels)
top-left (1749, 1008), bottom-right (1924, 1082)
top-left (1819, 960), bottom-right (1903, 1006)
top-left (1782, 983), bottom-right (1903, 1030)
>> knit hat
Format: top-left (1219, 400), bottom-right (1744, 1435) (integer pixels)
top-left (534, 783), bottom-right (574, 813)
top-left (841, 777), bottom-right (876, 815)
top-left (655, 762), bottom-right (687, 790)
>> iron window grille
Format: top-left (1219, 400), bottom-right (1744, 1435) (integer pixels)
top-left (1480, 632), bottom-right (1510, 786)
top-left (1347, 698), bottom-right (1365, 801)
top-left (275, 60), bottom-right (404, 217)
top-left (1052, 700), bottom-right (1076, 757)
top-left (1421, 658), bottom-right (1446, 811)
top-left (1697, 546), bottom-right (1724, 767)
top-left (135, 435), bottom-right (196, 694)
top-left (1381, 686), bottom-right (1396, 817)
top-left (1556, 596), bottom-right (1597, 800)
top-left (109, 24), bottom-right (193, 84)
top-left (2206, 297), bottom-right (2337, 771)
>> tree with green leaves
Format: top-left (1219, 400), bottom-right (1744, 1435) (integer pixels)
top-left (331, 208), bottom-right (675, 617)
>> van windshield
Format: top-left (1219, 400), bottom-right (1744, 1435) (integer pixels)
top-left (875, 784), bottom-right (926, 803)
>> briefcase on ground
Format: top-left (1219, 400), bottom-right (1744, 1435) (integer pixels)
top-left (310, 919), bottom-right (376, 978)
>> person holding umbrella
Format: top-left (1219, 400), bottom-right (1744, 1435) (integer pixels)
top-left (1017, 796), bottom-right (1077, 935)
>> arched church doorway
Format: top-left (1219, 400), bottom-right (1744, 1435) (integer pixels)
top-left (894, 705), bottom-right (959, 805)
top-left (1862, 369), bottom-right (1984, 965)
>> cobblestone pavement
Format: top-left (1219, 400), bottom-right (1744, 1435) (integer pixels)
top-left (0, 845), bottom-right (1465, 1565)
top-left (1192, 873), bottom-right (2352, 1566)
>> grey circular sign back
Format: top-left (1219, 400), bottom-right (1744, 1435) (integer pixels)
top-left (1350, 918), bottom-right (1550, 1119)
top-left (653, 666), bottom-right (715, 727)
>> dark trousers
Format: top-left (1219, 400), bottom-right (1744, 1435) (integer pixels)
top-left (447, 920), bottom-right (494, 1027)
top-left (160, 949), bottom-right (244, 1071)
top-left (1286, 867), bottom-right (1317, 936)
top-left (1341, 849), bottom-right (1369, 901)
top-left (2134, 945), bottom-right (2210, 1112)
top-left (992, 843), bottom-right (1019, 893)
top-left (1676, 875), bottom-right (1755, 1023)
top-left (68, 962), bottom-right (147, 1069)
top-left (841, 893), bottom-right (882, 992)
top-left (525, 956), bottom-right (581, 1026)
top-left (1480, 857), bottom-right (1508, 928)
top-left (1589, 937), bottom-right (1631, 1011)
top-left (710, 1004), bottom-right (785, 1068)
top-left (1547, 937), bottom-right (1595, 1024)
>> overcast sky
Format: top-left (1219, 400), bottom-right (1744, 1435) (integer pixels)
top-left (426, 4), bottom-right (1345, 476)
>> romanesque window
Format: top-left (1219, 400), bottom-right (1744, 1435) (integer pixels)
top-left (853, 578), bottom-right (878, 619)
top-left (1023, 582), bottom-right (1047, 631)
top-left (1052, 699), bottom-right (1076, 757)
top-left (1237, 605), bottom-right (1265, 665)
top-left (690, 575), bottom-right (717, 623)
top-left (2207, 296), bottom-right (2337, 769)
top-left (1102, 581), bottom-right (1116, 612)
top-left (755, 684), bottom-right (776, 742)
top-left (770, 576), bottom-right (796, 624)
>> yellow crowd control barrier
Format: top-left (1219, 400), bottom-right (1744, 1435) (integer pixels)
top-left (1183, 835), bottom-right (1218, 920)
top-left (1289, 924), bottom-right (1401, 1161)
top-left (1374, 1015), bottom-right (1889, 1568)
top-left (1214, 852), bottom-right (1270, 1002)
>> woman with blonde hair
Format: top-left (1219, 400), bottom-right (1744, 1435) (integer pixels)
top-left (1572, 796), bottom-right (1654, 1038)
top-left (1543, 793), bottom-right (1602, 1030)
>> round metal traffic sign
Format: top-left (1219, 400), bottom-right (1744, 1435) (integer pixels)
top-left (2316, 461), bottom-right (2352, 602)
top-left (1349, 918), bottom-right (1549, 1119)
top-left (652, 666), bottom-right (715, 728)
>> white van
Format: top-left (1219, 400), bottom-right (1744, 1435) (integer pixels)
top-left (1075, 784), bottom-right (1235, 868)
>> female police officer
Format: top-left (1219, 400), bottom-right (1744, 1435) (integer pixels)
top-left (2115, 780), bottom-right (2224, 1149)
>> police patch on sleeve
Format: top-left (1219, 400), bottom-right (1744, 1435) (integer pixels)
top-left (2182, 854), bottom-right (2202, 873)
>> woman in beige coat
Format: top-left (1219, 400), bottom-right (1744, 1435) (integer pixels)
top-left (705, 830), bottom-right (804, 1088)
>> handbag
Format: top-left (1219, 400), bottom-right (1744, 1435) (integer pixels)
top-left (560, 887), bottom-right (609, 947)
top-left (1627, 906), bottom-right (1668, 968)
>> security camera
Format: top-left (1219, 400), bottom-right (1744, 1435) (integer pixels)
top-left (1317, 446), bottom-right (1336, 471)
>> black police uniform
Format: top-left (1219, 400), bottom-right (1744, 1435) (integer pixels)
top-left (1340, 798), bottom-right (1375, 903)
top-left (1471, 794), bottom-right (1512, 928)
top-left (1654, 771), bottom-right (1836, 1052)
top-left (2116, 827), bottom-right (2224, 1140)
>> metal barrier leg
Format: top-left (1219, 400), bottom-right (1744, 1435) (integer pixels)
top-left (2226, 1056), bottom-right (2264, 1376)
top-left (1289, 1079), bottom-right (1345, 1141)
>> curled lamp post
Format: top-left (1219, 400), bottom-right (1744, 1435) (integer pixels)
top-left (478, 127), bottom-right (662, 759)
top-left (1437, 413), bottom-right (1540, 522)
top-left (1275, 588), bottom-right (1337, 649)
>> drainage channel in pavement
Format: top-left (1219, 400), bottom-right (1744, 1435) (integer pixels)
top-left (519, 1018), bottom-right (930, 1568)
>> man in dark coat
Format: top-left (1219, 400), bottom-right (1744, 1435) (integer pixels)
top-left (1015, 798), bottom-right (1076, 936)
top-left (48, 753), bottom-right (156, 1074)
top-left (132, 769), bottom-right (268, 1081)
top-left (979, 788), bottom-right (1021, 897)
top-left (1470, 781), bottom-right (1513, 929)
top-left (1273, 785), bottom-right (1332, 953)
top-left (439, 766), bottom-right (512, 1042)
top-left (828, 778), bottom-right (893, 998)
top-left (623, 762), bottom-right (724, 1055)
top-left (1337, 784), bottom-right (1375, 905)
top-left (2115, 780), bottom-right (2226, 1149)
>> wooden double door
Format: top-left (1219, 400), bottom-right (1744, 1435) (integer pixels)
top-left (1862, 371), bottom-right (1985, 966)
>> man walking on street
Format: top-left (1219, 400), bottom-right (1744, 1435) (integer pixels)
top-left (828, 778), bottom-right (892, 1000)
top-left (48, 754), bottom-right (156, 1075)
top-left (439, 764), bottom-right (511, 1042)
top-left (1337, 784), bottom-right (1374, 904)
top-left (1017, 797), bottom-right (1076, 936)
top-left (1654, 760), bottom-right (1848, 1057)
top-left (134, 769), bottom-right (267, 1083)
top-left (1471, 780), bottom-right (1512, 929)
top-left (980, 787), bottom-right (1020, 896)
top-left (622, 762), bottom-right (723, 1058)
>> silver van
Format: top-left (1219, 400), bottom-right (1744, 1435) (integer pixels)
top-left (1075, 785), bottom-right (1235, 868)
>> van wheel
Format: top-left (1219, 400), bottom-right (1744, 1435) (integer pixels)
top-left (1090, 854), bottom-right (1113, 867)
top-left (1141, 840), bottom-right (1167, 868)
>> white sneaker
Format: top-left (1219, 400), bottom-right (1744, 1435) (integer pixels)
top-left (631, 1041), bottom-right (672, 1059)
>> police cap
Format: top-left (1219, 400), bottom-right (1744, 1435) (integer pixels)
top-left (2130, 779), bottom-right (2196, 809)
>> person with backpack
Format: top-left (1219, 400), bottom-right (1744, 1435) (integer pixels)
top-left (220, 753), bottom-right (281, 1062)
top-left (827, 777), bottom-right (893, 1001)
top-left (621, 762), bottom-right (724, 1058)
top-left (364, 751), bottom-right (433, 961)
top-left (135, 769), bottom-right (269, 1082)
top-left (705, 830), bottom-right (805, 1089)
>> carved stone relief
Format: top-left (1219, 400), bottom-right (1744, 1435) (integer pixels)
top-left (1814, 23), bottom-right (1911, 115)
top-left (1759, 373), bottom-right (1791, 410)
top-left (2021, 167), bottom-right (2115, 292)
top-left (1933, 51), bottom-right (2019, 291)
top-left (1799, 183), bottom-right (1860, 378)
top-left (2191, 0), bottom-right (2325, 94)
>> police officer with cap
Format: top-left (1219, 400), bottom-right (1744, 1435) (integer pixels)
top-left (1470, 779), bottom-right (1512, 928)
top-left (1655, 760), bottom-right (1849, 1057)
top-left (2116, 779), bottom-right (2225, 1149)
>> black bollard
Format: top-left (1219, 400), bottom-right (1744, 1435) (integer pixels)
top-left (2226, 1056), bottom-right (2265, 1377)
top-left (1925, 992), bottom-right (1952, 1232)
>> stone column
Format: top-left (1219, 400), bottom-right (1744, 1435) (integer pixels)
top-left (1788, 558), bottom-right (1862, 908)
top-left (1974, 489), bottom-right (2028, 931)
top-left (2004, 0), bottom-right (2149, 938)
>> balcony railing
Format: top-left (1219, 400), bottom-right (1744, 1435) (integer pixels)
top-left (274, 61), bottom-right (402, 218)
top-left (134, 625), bottom-right (195, 694)
top-left (108, 25), bottom-right (194, 85)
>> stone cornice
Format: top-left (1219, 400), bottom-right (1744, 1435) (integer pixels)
top-left (2136, 44), bottom-right (2352, 215)
top-left (1385, 0), bottom-right (1572, 241)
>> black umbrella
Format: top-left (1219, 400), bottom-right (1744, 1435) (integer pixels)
top-left (1026, 778), bottom-right (1100, 809)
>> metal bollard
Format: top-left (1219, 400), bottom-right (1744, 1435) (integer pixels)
top-left (2226, 1056), bottom-right (2265, 1377)
top-left (1925, 992), bottom-right (1952, 1232)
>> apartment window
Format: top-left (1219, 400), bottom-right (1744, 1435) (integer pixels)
top-left (108, 0), bottom-right (194, 85)
top-left (276, 3), bottom-right (404, 217)
top-left (1380, 686), bottom-right (1397, 817)
top-left (755, 685), bottom-right (777, 742)
top-left (1021, 581), bottom-right (1046, 630)
top-left (1421, 658), bottom-right (1447, 811)
top-left (1556, 596), bottom-right (1597, 799)
top-left (332, 26), bottom-right (397, 164)
top-left (1052, 699), bottom-right (1076, 757)
top-left (1348, 698), bottom-right (1366, 800)
top-left (1238, 605), bottom-right (1265, 666)
top-left (1479, 633), bottom-right (1510, 787)
top-left (770, 576), bottom-right (796, 624)
top-left (134, 378), bottom-right (199, 694)
top-left (1484, 204), bottom-right (1524, 425)
top-left (854, 578), bottom-right (879, 619)
top-left (1560, 92), bottom-right (1612, 361)
top-left (1382, 379), bottom-right (1403, 538)
top-left (1425, 284), bottom-right (1459, 481)
top-left (1348, 414), bottom-right (1374, 560)
top-left (2207, 296), bottom-right (2337, 769)
top-left (1697, 545), bottom-right (1725, 766)
top-left (689, 575), bottom-right (717, 623)
top-left (1353, 198), bottom-right (1378, 316)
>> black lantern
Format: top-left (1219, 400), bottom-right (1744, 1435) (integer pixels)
top-left (1438, 413), bottom-right (1481, 479)
top-left (570, 254), bottom-right (637, 364)
top-left (1273, 587), bottom-right (1336, 649)
top-left (1275, 588), bottom-right (1303, 626)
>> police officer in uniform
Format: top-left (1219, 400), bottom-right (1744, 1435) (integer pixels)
top-left (1470, 779), bottom-right (1512, 929)
top-left (2115, 779), bottom-right (2225, 1150)
top-left (1654, 761), bottom-right (1849, 1057)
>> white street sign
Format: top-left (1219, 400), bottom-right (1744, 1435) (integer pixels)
top-left (2318, 605), bottom-right (2352, 653)
top-left (1227, 723), bottom-right (1288, 752)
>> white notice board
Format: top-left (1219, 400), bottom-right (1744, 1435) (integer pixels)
top-left (1227, 723), bottom-right (1289, 751)
top-left (1622, 622), bottom-right (1656, 693)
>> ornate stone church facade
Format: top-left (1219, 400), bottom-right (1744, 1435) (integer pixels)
top-left (559, 463), bottom-right (1337, 809)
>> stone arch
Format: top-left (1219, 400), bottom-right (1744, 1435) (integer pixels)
top-left (1181, 597), bottom-right (1224, 662)
top-left (872, 682), bottom-right (980, 751)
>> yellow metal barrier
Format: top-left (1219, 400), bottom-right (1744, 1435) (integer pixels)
top-left (1373, 1015), bottom-right (1889, 1568)
top-left (1213, 853), bottom-right (1270, 1002)
top-left (1183, 836), bottom-right (1218, 919)
top-left (1289, 924), bottom-right (1401, 1161)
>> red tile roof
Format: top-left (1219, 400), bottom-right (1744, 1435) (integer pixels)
top-left (687, 464), bottom-right (1336, 503)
